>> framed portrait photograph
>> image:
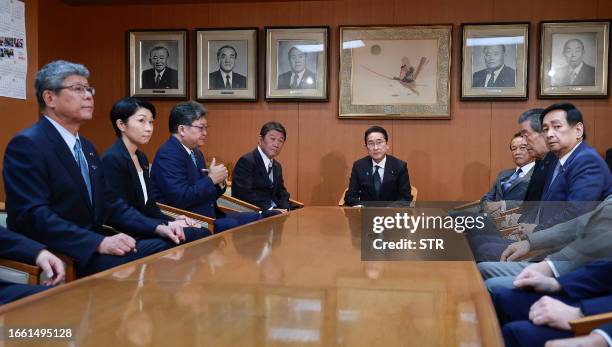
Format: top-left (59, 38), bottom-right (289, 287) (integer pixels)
top-left (460, 23), bottom-right (529, 100)
top-left (265, 27), bottom-right (329, 101)
top-left (196, 28), bottom-right (258, 101)
top-left (127, 30), bottom-right (188, 99)
top-left (539, 21), bottom-right (610, 98)
top-left (339, 25), bottom-right (452, 119)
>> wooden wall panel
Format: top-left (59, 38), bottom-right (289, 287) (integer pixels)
top-left (0, 0), bottom-right (39, 200)
top-left (28, 0), bottom-right (612, 206)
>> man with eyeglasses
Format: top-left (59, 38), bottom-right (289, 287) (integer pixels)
top-left (150, 101), bottom-right (261, 232)
top-left (344, 126), bottom-right (412, 207)
top-left (3, 60), bottom-right (190, 278)
top-left (141, 46), bottom-right (179, 89)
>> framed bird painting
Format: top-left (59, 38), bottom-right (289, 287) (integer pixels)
top-left (339, 25), bottom-right (452, 119)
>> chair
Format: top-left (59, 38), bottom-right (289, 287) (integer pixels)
top-left (0, 202), bottom-right (76, 284)
top-left (217, 195), bottom-right (261, 214)
top-left (224, 180), bottom-right (303, 211)
top-left (570, 312), bottom-right (612, 336)
top-left (338, 186), bottom-right (418, 206)
top-left (156, 203), bottom-right (216, 233)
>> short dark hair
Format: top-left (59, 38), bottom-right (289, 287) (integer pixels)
top-left (509, 131), bottom-right (523, 149)
top-left (364, 126), bottom-right (388, 145)
top-left (168, 101), bottom-right (208, 134)
top-left (109, 97), bottom-right (156, 137)
top-left (260, 121), bottom-right (286, 141)
top-left (288, 46), bottom-right (305, 59)
top-left (216, 45), bottom-right (237, 60)
top-left (517, 108), bottom-right (545, 133)
top-left (541, 102), bottom-right (586, 140)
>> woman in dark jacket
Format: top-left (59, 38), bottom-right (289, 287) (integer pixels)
top-left (102, 97), bottom-right (211, 239)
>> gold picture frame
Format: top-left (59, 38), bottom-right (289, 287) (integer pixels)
top-left (461, 23), bottom-right (529, 100)
top-left (339, 25), bottom-right (452, 119)
top-left (539, 20), bottom-right (610, 98)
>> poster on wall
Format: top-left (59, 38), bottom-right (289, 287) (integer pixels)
top-left (0, 0), bottom-right (27, 100)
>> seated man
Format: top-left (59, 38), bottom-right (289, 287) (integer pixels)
top-left (492, 260), bottom-right (612, 346)
top-left (3, 60), bottom-right (187, 278)
top-left (475, 104), bottom-right (612, 260)
top-left (232, 121), bottom-right (291, 217)
top-left (150, 101), bottom-right (261, 232)
top-left (0, 226), bottom-right (64, 305)
top-left (344, 126), bottom-right (412, 207)
top-left (480, 132), bottom-right (535, 216)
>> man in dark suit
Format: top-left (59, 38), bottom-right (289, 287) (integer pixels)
top-left (472, 45), bottom-right (516, 88)
top-left (552, 39), bottom-right (596, 87)
top-left (141, 46), bottom-right (179, 89)
top-left (277, 46), bottom-right (317, 89)
top-left (3, 60), bottom-right (187, 277)
top-left (232, 121), bottom-right (291, 217)
top-left (208, 45), bottom-right (247, 90)
top-left (150, 101), bottom-right (261, 232)
top-left (480, 132), bottom-right (535, 215)
top-left (491, 260), bottom-right (612, 346)
top-left (345, 126), bottom-right (412, 207)
top-left (0, 226), bottom-right (64, 305)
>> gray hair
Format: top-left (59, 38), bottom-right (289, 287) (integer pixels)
top-left (517, 108), bottom-right (545, 132)
top-left (35, 60), bottom-right (90, 108)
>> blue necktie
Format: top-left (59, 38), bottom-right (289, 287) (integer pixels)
top-left (190, 151), bottom-right (197, 168)
top-left (267, 162), bottom-right (276, 208)
top-left (373, 165), bottom-right (382, 196)
top-left (74, 138), bottom-right (92, 204)
top-left (549, 163), bottom-right (563, 189)
top-left (501, 168), bottom-right (522, 194)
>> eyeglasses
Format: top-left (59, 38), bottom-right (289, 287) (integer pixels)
top-left (366, 140), bottom-right (386, 149)
top-left (185, 124), bottom-right (208, 132)
top-left (55, 84), bottom-right (96, 96)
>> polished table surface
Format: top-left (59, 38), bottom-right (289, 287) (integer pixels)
top-left (0, 207), bottom-right (503, 346)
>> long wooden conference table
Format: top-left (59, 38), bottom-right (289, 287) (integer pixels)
top-left (0, 207), bottom-right (503, 346)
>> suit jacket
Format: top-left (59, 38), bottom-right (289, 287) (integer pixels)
top-left (150, 136), bottom-right (225, 218)
top-left (277, 69), bottom-right (317, 89)
top-left (2, 117), bottom-right (162, 266)
top-left (606, 148), bottom-right (612, 173)
top-left (472, 65), bottom-right (516, 87)
top-left (345, 155), bottom-right (412, 207)
top-left (208, 70), bottom-right (247, 89)
top-left (480, 164), bottom-right (534, 211)
top-left (0, 226), bottom-right (45, 265)
top-left (141, 67), bottom-right (179, 89)
top-left (528, 195), bottom-right (612, 275)
top-left (518, 152), bottom-right (557, 224)
top-left (552, 63), bottom-right (596, 87)
top-left (232, 148), bottom-right (290, 210)
top-left (557, 260), bottom-right (612, 315)
top-left (535, 141), bottom-right (612, 231)
top-left (101, 138), bottom-right (171, 222)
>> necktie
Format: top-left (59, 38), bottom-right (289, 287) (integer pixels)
top-left (373, 165), bottom-right (382, 196)
top-left (267, 162), bottom-right (276, 208)
top-left (291, 74), bottom-right (298, 89)
top-left (485, 71), bottom-right (494, 87)
top-left (549, 163), bottom-right (563, 189)
top-left (502, 168), bottom-right (522, 194)
top-left (569, 71), bottom-right (578, 84)
top-left (74, 139), bottom-right (92, 204)
top-left (225, 74), bottom-right (231, 89)
top-left (155, 74), bottom-right (161, 87)
top-left (267, 162), bottom-right (274, 184)
top-left (190, 151), bottom-right (197, 168)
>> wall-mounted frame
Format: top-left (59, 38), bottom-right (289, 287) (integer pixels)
top-left (265, 26), bottom-right (329, 101)
top-left (339, 25), bottom-right (452, 119)
top-left (127, 30), bottom-right (188, 99)
top-left (460, 23), bottom-right (529, 100)
top-left (539, 20), bottom-right (610, 98)
top-left (196, 28), bottom-right (258, 101)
